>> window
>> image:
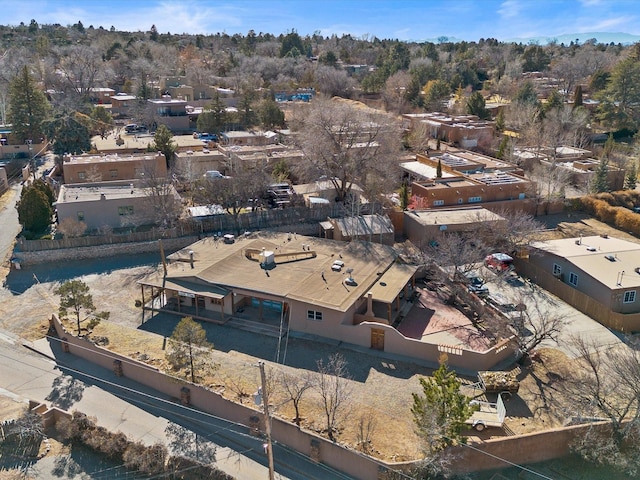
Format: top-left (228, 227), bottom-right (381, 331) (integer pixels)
top-left (553, 264), bottom-right (562, 276)
top-left (110, 169), bottom-right (118, 178)
top-left (433, 199), bottom-right (444, 206)
top-left (569, 272), bottom-right (578, 286)
top-left (468, 196), bottom-right (482, 203)
top-left (76, 211), bottom-right (84, 221)
top-left (518, 193), bottom-right (525, 199)
top-left (624, 291), bottom-right (636, 303)
top-left (307, 310), bottom-right (323, 321)
top-left (118, 205), bottom-right (134, 216)
top-left (78, 172), bottom-right (86, 180)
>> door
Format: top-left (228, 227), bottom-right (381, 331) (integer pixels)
top-left (371, 328), bottom-right (385, 351)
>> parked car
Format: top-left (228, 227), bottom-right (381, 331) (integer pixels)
top-left (465, 271), bottom-right (489, 295)
top-left (124, 123), bottom-right (147, 133)
top-left (484, 253), bottom-right (514, 272)
top-left (203, 170), bottom-right (230, 180)
top-left (197, 133), bottom-right (218, 142)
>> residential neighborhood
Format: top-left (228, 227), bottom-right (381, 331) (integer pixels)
top-left (2, 5), bottom-right (640, 480)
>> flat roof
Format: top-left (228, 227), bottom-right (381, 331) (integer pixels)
top-left (57, 182), bottom-right (154, 203)
top-left (531, 236), bottom-right (640, 289)
top-left (406, 207), bottom-right (505, 226)
top-left (64, 153), bottom-right (161, 165)
top-left (143, 232), bottom-right (416, 311)
top-left (399, 161), bottom-right (455, 179)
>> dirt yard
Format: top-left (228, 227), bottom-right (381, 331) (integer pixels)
top-left (2, 212), bottom-right (637, 462)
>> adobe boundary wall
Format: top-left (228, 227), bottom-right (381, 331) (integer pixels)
top-left (48, 314), bottom-right (387, 480)
top-left (47, 314), bottom-right (608, 479)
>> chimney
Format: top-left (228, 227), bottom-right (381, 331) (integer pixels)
top-left (100, 193), bottom-right (106, 200)
top-left (365, 292), bottom-right (374, 316)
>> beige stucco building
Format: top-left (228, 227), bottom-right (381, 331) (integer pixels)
top-left (62, 152), bottom-right (167, 184)
top-left (521, 235), bottom-right (640, 332)
top-left (55, 181), bottom-right (180, 230)
top-left (138, 233), bottom-right (515, 369)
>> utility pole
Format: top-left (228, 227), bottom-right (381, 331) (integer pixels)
top-left (258, 361), bottom-right (275, 480)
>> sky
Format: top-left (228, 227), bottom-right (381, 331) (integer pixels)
top-left (3, 0), bottom-right (640, 43)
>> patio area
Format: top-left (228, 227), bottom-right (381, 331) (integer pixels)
top-left (396, 286), bottom-right (495, 352)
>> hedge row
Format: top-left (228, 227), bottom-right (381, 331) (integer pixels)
top-left (574, 191), bottom-right (640, 236)
top-left (56, 411), bottom-right (234, 479)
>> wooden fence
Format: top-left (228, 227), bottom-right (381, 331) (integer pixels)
top-left (19, 204), bottom-right (344, 253)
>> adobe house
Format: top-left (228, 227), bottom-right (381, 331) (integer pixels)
top-left (403, 207), bottom-right (506, 248)
top-left (138, 232), bottom-right (515, 369)
top-left (147, 97), bottom-right (191, 133)
top-left (62, 152), bottom-right (167, 184)
top-left (519, 235), bottom-right (640, 332)
top-left (55, 180), bottom-right (180, 230)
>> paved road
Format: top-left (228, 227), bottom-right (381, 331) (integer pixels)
top-left (0, 335), bottom-right (356, 479)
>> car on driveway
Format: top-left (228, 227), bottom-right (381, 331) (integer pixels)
top-left (465, 271), bottom-right (489, 295)
top-left (484, 253), bottom-right (514, 272)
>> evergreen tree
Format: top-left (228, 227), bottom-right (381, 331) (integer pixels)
top-left (166, 317), bottom-right (215, 383)
top-left (513, 81), bottom-right (539, 106)
top-left (625, 161), bottom-right (638, 190)
top-left (573, 85), bottom-right (584, 108)
top-left (197, 92), bottom-right (228, 136)
top-left (54, 279), bottom-right (109, 336)
top-left (436, 159), bottom-right (442, 178)
top-left (7, 66), bottom-right (50, 144)
top-left (257, 98), bottom-right (285, 129)
top-left (495, 109), bottom-right (505, 132)
top-left (89, 106), bottom-right (114, 139)
top-left (496, 135), bottom-right (509, 159)
top-left (411, 362), bottom-right (477, 454)
top-left (591, 158), bottom-right (611, 193)
top-left (149, 24), bottom-right (158, 41)
top-left (465, 91), bottom-right (490, 119)
top-left (44, 111), bottom-right (91, 155)
top-left (151, 125), bottom-right (177, 168)
top-left (16, 181), bottom-right (53, 233)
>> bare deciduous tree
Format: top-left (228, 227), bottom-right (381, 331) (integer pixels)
top-left (558, 337), bottom-right (640, 476)
top-left (278, 370), bottom-right (314, 426)
top-left (314, 353), bottom-right (354, 441)
top-left (289, 96), bottom-right (402, 203)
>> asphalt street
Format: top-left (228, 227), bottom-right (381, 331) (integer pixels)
top-left (0, 336), bottom-right (357, 479)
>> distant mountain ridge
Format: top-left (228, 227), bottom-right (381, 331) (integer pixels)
top-left (421, 32), bottom-right (640, 45)
top-left (508, 32), bottom-right (640, 45)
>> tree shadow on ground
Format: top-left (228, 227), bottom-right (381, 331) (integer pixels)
top-left (165, 422), bottom-right (217, 464)
top-left (45, 374), bottom-right (85, 410)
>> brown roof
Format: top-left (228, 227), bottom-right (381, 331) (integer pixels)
top-left (144, 232), bottom-right (416, 311)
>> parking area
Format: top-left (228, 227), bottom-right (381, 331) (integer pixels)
top-left (481, 268), bottom-right (623, 358)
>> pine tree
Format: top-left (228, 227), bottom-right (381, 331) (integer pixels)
top-left (436, 159), bottom-right (442, 178)
top-left (573, 85), bottom-right (584, 108)
top-left (151, 125), bottom-right (177, 168)
top-left (166, 317), bottom-right (215, 383)
top-left (495, 109), bottom-right (505, 132)
top-left (411, 362), bottom-right (477, 454)
top-left (54, 279), bottom-right (109, 336)
top-left (591, 158), bottom-right (611, 193)
top-left (625, 161), bottom-right (638, 190)
top-left (15, 180), bottom-right (53, 233)
top-left (7, 66), bottom-right (50, 144)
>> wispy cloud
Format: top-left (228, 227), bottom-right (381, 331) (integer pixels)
top-left (580, 0), bottom-right (603, 6)
top-left (498, 0), bottom-right (520, 19)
